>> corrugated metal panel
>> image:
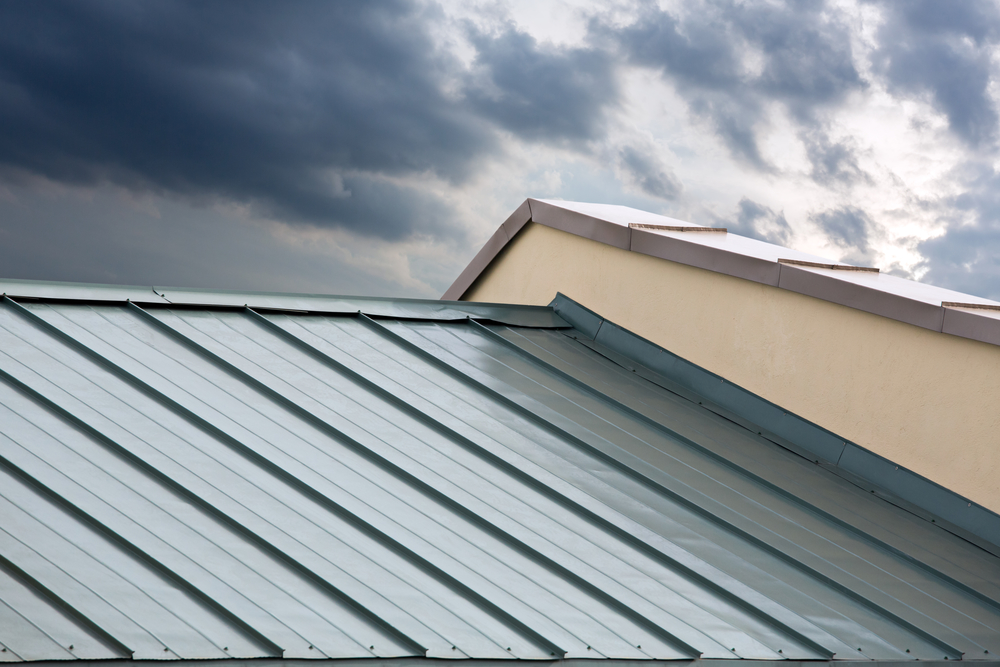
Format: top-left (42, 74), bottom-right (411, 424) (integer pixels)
top-left (0, 292), bottom-right (998, 662)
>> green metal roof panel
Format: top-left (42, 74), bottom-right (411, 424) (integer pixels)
top-left (0, 282), bottom-right (997, 663)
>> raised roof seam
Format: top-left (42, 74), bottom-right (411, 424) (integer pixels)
top-left (0, 550), bottom-right (134, 658)
top-left (494, 325), bottom-right (1000, 615)
top-left (126, 303), bottom-right (574, 659)
top-left (379, 316), bottom-right (965, 657)
top-left (0, 444), bottom-right (284, 658)
top-left (357, 315), bottom-right (846, 658)
top-left (2, 296), bottom-right (427, 657)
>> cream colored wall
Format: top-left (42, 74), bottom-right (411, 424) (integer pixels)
top-left (465, 222), bottom-right (1000, 513)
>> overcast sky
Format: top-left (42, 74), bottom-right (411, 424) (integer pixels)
top-left (2, 0), bottom-right (1000, 299)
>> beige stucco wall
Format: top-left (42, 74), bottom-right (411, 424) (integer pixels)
top-left (464, 222), bottom-right (1000, 513)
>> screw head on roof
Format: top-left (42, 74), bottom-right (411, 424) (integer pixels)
top-left (68, 645), bottom-right (73, 650)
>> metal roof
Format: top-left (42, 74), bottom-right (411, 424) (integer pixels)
top-left (442, 199), bottom-right (1000, 347)
top-left (1, 281), bottom-right (999, 664)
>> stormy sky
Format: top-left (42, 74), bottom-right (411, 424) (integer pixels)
top-left (2, 0), bottom-right (1000, 299)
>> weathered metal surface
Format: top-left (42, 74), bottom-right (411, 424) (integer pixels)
top-left (0, 289), bottom-right (998, 662)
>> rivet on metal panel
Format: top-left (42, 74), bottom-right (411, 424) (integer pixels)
top-left (370, 646), bottom-right (374, 650)
top-left (309, 646), bottom-right (314, 650)
top-left (906, 649), bottom-right (910, 653)
top-left (452, 646), bottom-right (456, 651)
top-left (68, 645), bottom-right (73, 650)
top-left (223, 647), bottom-right (228, 652)
top-left (778, 650), bottom-right (782, 653)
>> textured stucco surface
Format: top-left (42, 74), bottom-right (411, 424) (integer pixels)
top-left (464, 222), bottom-right (1000, 513)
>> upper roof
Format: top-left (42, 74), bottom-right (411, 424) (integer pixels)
top-left (1, 279), bottom-right (999, 664)
top-left (443, 199), bottom-right (1000, 347)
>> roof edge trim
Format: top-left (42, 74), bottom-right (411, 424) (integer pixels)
top-left (550, 292), bottom-right (1000, 556)
top-left (443, 199), bottom-right (1000, 347)
top-left (0, 278), bottom-right (570, 328)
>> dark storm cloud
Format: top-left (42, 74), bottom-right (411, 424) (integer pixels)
top-left (0, 1), bottom-right (621, 242)
top-left (0, 0), bottom-right (488, 239)
top-left (597, 0), bottom-right (864, 172)
top-left (871, 0), bottom-right (1000, 148)
top-left (617, 145), bottom-right (683, 200)
top-left (463, 23), bottom-right (618, 142)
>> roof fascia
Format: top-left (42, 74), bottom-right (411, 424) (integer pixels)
top-left (0, 278), bottom-right (569, 329)
top-left (551, 292), bottom-right (1000, 556)
top-left (444, 200), bottom-right (1000, 348)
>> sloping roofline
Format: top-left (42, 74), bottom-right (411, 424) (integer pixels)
top-left (0, 278), bottom-right (569, 328)
top-left (3, 276), bottom-right (996, 554)
top-left (443, 199), bottom-right (1000, 347)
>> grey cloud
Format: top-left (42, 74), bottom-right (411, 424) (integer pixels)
top-left (803, 133), bottom-right (872, 187)
top-left (871, 0), bottom-right (1000, 147)
top-left (0, 186), bottom-right (447, 297)
top-left (0, 1), bottom-right (491, 240)
top-left (617, 145), bottom-right (683, 200)
top-left (726, 197), bottom-right (793, 245)
top-left (598, 0), bottom-right (863, 169)
top-left (463, 23), bottom-right (618, 142)
top-left (917, 164), bottom-right (1000, 299)
top-left (811, 205), bottom-right (876, 265)
top-left (918, 223), bottom-right (1000, 300)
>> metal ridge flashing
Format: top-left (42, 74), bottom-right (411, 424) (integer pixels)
top-left (0, 277), bottom-right (569, 328)
top-left (442, 198), bottom-right (1000, 348)
top-left (549, 292), bottom-right (1000, 556)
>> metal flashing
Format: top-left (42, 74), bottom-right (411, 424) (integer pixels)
top-left (528, 198), bottom-right (633, 250)
top-left (629, 227), bottom-right (783, 285)
top-left (443, 199), bottom-right (1000, 347)
top-left (776, 264), bottom-right (946, 331)
top-left (2, 279), bottom-right (566, 328)
top-left (2, 285), bottom-right (1000, 662)
top-left (549, 292), bottom-right (1000, 555)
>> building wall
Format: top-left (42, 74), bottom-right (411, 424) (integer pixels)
top-left (464, 222), bottom-right (1000, 514)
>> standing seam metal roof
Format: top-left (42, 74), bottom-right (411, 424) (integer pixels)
top-left (0, 281), bottom-right (998, 663)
